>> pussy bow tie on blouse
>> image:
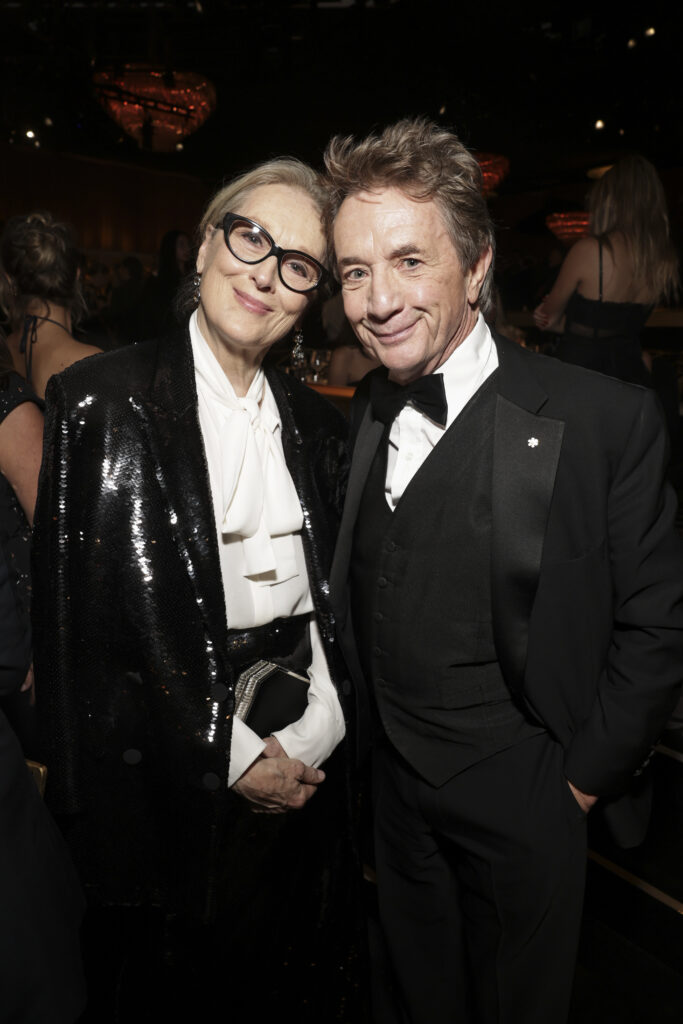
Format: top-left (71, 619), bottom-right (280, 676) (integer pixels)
top-left (196, 360), bottom-right (303, 579)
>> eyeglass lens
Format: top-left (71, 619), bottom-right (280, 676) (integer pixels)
top-left (226, 217), bottom-right (322, 292)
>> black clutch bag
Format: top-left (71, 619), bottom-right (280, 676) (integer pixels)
top-left (234, 660), bottom-right (310, 737)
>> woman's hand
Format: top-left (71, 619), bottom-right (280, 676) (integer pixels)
top-left (567, 779), bottom-right (598, 814)
top-left (262, 734), bottom-right (287, 759)
top-left (232, 755), bottom-right (325, 812)
top-left (533, 298), bottom-right (550, 329)
top-left (20, 663), bottom-right (35, 706)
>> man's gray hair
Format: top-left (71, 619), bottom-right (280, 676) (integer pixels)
top-left (324, 117), bottom-right (495, 314)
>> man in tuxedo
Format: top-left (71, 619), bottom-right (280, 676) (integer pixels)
top-left (324, 118), bottom-right (683, 1023)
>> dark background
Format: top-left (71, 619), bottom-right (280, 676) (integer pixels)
top-left (1, 1), bottom-right (682, 262)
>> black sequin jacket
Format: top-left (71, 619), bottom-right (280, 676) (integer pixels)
top-left (32, 324), bottom-right (350, 919)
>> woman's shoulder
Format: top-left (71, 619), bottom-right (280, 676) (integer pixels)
top-left (568, 234), bottom-right (600, 266)
top-left (55, 335), bottom-right (164, 396)
top-left (0, 372), bottom-right (42, 425)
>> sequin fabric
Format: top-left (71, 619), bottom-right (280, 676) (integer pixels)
top-left (0, 374), bottom-right (41, 642)
top-left (32, 324), bottom-right (351, 921)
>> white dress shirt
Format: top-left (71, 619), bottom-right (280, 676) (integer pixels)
top-left (189, 312), bottom-right (345, 785)
top-left (384, 314), bottom-right (499, 508)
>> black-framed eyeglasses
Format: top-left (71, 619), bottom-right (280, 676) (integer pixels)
top-left (220, 213), bottom-right (328, 294)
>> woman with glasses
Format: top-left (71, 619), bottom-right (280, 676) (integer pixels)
top-left (32, 160), bottom-right (361, 1020)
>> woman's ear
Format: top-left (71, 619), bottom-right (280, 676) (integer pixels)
top-left (196, 224), bottom-right (215, 276)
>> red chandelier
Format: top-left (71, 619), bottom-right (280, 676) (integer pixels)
top-left (94, 65), bottom-right (216, 152)
top-left (475, 153), bottom-right (510, 195)
top-left (545, 212), bottom-right (590, 243)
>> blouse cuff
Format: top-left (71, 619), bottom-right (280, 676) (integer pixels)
top-left (228, 716), bottom-right (266, 787)
top-left (271, 617), bottom-right (346, 767)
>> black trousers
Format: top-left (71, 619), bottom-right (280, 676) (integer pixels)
top-left (372, 733), bottom-right (587, 1024)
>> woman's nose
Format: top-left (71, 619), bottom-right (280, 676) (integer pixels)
top-left (251, 256), bottom-right (278, 290)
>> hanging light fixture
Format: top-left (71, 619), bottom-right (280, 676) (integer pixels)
top-left (93, 65), bottom-right (216, 153)
top-left (475, 153), bottom-right (510, 196)
top-left (545, 212), bottom-right (590, 243)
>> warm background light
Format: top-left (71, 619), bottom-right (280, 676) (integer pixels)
top-left (93, 65), bottom-right (216, 153)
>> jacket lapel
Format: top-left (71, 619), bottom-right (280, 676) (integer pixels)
top-left (491, 335), bottom-right (564, 693)
top-left (130, 326), bottom-right (231, 672)
top-left (329, 402), bottom-right (384, 620)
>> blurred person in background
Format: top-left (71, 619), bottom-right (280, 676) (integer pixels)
top-left (533, 155), bottom-right (679, 386)
top-left (136, 227), bottom-right (193, 337)
top-left (0, 211), bottom-right (101, 400)
top-left (0, 337), bottom-right (85, 1023)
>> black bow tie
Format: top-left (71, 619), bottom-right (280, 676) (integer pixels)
top-left (370, 372), bottom-right (448, 427)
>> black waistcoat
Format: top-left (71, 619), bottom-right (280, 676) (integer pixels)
top-left (350, 372), bottom-right (542, 787)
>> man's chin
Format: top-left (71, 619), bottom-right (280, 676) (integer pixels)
top-left (372, 345), bottom-right (425, 382)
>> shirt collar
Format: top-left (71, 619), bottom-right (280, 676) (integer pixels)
top-left (438, 314), bottom-right (496, 396)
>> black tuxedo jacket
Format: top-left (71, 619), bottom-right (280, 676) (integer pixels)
top-left (330, 332), bottom-right (683, 799)
top-left (32, 324), bottom-right (350, 917)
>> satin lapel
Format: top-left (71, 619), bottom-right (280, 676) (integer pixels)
top-left (329, 404), bottom-right (384, 618)
top-left (130, 328), bottom-right (230, 667)
top-left (491, 391), bottom-right (564, 694)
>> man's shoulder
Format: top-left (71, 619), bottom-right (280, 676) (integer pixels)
top-left (495, 333), bottom-right (650, 417)
top-left (55, 336), bottom-right (163, 401)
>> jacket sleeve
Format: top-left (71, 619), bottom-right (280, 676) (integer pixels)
top-left (563, 388), bottom-right (683, 795)
top-left (32, 373), bottom-right (85, 813)
top-left (0, 541), bottom-right (31, 696)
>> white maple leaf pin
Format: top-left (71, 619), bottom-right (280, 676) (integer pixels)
top-left (528, 437), bottom-right (539, 448)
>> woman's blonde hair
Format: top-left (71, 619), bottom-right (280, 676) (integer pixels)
top-left (589, 155), bottom-right (679, 304)
top-left (176, 157), bottom-right (329, 317)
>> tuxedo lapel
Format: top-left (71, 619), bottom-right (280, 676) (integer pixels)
top-left (491, 336), bottom-right (564, 693)
top-left (130, 328), bottom-right (230, 672)
top-left (329, 402), bottom-right (384, 619)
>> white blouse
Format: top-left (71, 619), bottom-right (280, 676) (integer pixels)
top-left (190, 312), bottom-right (345, 785)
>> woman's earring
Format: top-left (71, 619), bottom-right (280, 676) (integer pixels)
top-left (292, 327), bottom-right (305, 365)
top-left (193, 272), bottom-right (202, 306)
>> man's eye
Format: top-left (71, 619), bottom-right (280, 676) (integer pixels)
top-left (343, 268), bottom-right (366, 282)
top-left (403, 257), bottom-right (421, 268)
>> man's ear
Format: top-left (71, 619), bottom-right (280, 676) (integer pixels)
top-left (196, 224), bottom-right (215, 276)
top-left (467, 246), bottom-right (493, 305)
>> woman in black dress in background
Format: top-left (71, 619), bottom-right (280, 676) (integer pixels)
top-left (533, 155), bottom-right (679, 385)
top-left (0, 339), bottom-right (85, 1022)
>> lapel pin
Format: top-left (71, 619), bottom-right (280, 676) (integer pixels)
top-left (528, 437), bottom-right (539, 448)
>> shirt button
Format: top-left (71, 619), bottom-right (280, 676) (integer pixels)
top-left (202, 772), bottom-right (221, 791)
top-left (386, 541), bottom-right (397, 553)
top-left (376, 677), bottom-right (386, 688)
top-left (372, 646), bottom-right (382, 657)
top-left (374, 612), bottom-right (383, 623)
top-left (378, 576), bottom-right (388, 588)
